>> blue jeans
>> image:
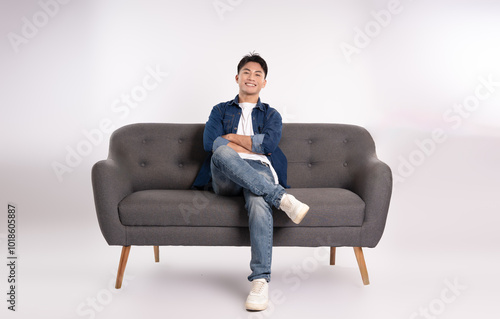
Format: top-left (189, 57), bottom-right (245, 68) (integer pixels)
top-left (211, 145), bottom-right (286, 282)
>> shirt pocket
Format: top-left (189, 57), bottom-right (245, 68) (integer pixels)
top-left (223, 114), bottom-right (235, 132)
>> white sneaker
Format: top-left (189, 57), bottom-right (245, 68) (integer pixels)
top-left (245, 279), bottom-right (268, 311)
top-left (279, 194), bottom-right (310, 224)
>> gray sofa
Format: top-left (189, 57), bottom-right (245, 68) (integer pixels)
top-left (91, 123), bottom-right (392, 288)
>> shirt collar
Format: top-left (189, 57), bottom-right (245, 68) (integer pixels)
top-left (231, 95), bottom-right (265, 111)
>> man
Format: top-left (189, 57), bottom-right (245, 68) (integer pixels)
top-left (192, 52), bottom-right (309, 311)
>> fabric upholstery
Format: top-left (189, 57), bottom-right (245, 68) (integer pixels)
top-left (117, 188), bottom-right (365, 227)
top-left (92, 123), bottom-right (393, 248)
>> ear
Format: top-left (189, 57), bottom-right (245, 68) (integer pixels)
top-left (262, 79), bottom-right (267, 88)
top-left (235, 74), bottom-right (239, 83)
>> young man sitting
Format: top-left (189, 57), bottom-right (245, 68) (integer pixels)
top-left (192, 52), bottom-right (309, 311)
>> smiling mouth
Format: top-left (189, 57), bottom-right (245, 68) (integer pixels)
top-left (245, 83), bottom-right (257, 87)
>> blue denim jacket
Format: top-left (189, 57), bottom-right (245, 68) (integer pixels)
top-left (192, 95), bottom-right (288, 189)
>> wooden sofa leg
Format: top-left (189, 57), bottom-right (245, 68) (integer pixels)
top-left (115, 246), bottom-right (131, 289)
top-left (330, 247), bottom-right (336, 265)
top-left (154, 246), bottom-right (159, 263)
top-left (353, 247), bottom-right (370, 285)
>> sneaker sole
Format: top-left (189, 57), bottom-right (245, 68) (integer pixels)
top-left (292, 204), bottom-right (310, 224)
top-left (245, 301), bottom-right (269, 311)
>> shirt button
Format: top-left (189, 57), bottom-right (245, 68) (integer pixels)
top-left (140, 162), bottom-right (146, 167)
top-left (308, 140), bottom-right (313, 144)
top-left (343, 162), bottom-right (348, 167)
top-left (343, 139), bottom-right (348, 144)
top-left (308, 163), bottom-right (312, 168)
top-left (178, 139), bottom-right (183, 144)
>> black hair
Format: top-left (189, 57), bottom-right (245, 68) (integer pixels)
top-left (237, 52), bottom-right (268, 79)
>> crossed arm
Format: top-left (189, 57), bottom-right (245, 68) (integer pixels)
top-left (204, 104), bottom-right (281, 156)
top-left (222, 134), bottom-right (255, 154)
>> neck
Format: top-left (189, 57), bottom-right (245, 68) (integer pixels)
top-left (238, 93), bottom-right (259, 104)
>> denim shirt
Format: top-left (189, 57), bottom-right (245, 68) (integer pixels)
top-left (192, 95), bottom-right (288, 189)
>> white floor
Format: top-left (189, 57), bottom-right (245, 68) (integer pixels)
top-left (1, 136), bottom-right (499, 319)
top-left (1, 243), bottom-right (497, 319)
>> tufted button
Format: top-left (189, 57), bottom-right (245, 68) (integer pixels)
top-left (178, 139), bottom-right (183, 144)
top-left (308, 139), bottom-right (313, 144)
top-left (343, 162), bottom-right (348, 167)
top-left (140, 162), bottom-right (146, 167)
top-left (307, 163), bottom-right (312, 168)
top-left (142, 139), bottom-right (147, 144)
top-left (178, 163), bottom-right (184, 168)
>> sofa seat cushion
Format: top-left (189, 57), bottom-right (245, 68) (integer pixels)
top-left (118, 188), bottom-right (365, 227)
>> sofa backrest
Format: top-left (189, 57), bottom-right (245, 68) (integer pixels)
top-left (281, 123), bottom-right (375, 189)
top-left (108, 123), bottom-right (376, 191)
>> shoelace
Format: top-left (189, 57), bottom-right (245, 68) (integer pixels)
top-left (251, 281), bottom-right (266, 295)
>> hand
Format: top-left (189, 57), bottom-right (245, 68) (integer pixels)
top-left (222, 134), bottom-right (235, 142)
top-left (222, 134), bottom-right (253, 153)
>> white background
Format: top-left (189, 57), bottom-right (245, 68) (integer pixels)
top-left (1, 0), bottom-right (499, 318)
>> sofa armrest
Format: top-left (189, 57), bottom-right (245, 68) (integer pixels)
top-left (91, 159), bottom-right (134, 245)
top-left (350, 156), bottom-right (393, 248)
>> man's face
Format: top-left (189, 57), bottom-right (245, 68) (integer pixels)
top-left (235, 62), bottom-right (267, 96)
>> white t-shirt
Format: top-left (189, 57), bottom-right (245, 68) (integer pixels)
top-left (237, 103), bottom-right (279, 184)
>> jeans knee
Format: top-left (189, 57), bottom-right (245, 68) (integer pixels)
top-left (212, 145), bottom-right (235, 162)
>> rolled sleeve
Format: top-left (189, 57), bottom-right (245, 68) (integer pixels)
top-left (212, 136), bottom-right (229, 153)
top-left (251, 134), bottom-right (265, 154)
top-left (258, 109), bottom-right (282, 155)
top-left (204, 103), bottom-right (226, 152)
